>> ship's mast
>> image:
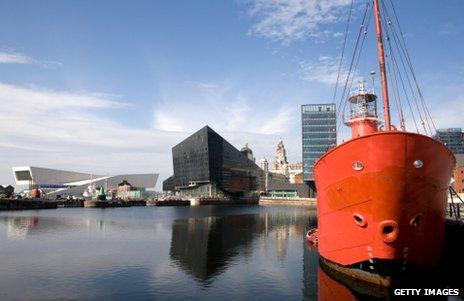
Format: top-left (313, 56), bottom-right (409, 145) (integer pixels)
top-left (373, 0), bottom-right (391, 130)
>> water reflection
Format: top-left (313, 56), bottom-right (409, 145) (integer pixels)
top-left (1, 207), bottom-right (323, 301)
top-left (1, 216), bottom-right (108, 238)
top-left (170, 211), bottom-right (310, 284)
top-left (6, 216), bottom-right (39, 238)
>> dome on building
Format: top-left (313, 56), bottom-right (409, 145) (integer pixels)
top-left (240, 143), bottom-right (255, 162)
top-left (240, 143), bottom-right (253, 154)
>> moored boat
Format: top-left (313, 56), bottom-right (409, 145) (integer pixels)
top-left (313, 0), bottom-right (456, 282)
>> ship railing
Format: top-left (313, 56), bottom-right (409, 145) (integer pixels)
top-left (349, 88), bottom-right (375, 97)
top-left (448, 186), bottom-right (464, 221)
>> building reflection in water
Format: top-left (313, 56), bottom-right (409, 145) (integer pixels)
top-left (170, 210), bottom-right (312, 283)
top-left (1, 216), bottom-right (110, 238)
top-left (169, 215), bottom-right (257, 283)
top-left (6, 216), bottom-right (39, 239)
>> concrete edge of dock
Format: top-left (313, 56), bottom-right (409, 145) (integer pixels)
top-left (259, 197), bottom-right (317, 207)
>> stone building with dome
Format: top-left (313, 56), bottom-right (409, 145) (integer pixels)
top-left (270, 139), bottom-right (303, 184)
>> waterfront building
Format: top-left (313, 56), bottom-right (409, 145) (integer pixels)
top-left (11, 166), bottom-right (157, 198)
top-left (434, 128), bottom-right (464, 154)
top-left (266, 181), bottom-right (309, 198)
top-left (453, 154), bottom-right (464, 193)
top-left (301, 103), bottom-right (337, 192)
top-left (0, 185), bottom-right (14, 197)
top-left (270, 139), bottom-right (303, 184)
top-left (116, 180), bottom-right (149, 200)
top-left (162, 126), bottom-right (264, 198)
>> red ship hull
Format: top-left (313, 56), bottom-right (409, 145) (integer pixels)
top-left (314, 131), bottom-right (455, 270)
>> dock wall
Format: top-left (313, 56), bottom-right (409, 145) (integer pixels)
top-left (259, 197), bottom-right (317, 207)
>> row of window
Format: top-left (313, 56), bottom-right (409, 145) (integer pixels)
top-left (302, 126), bottom-right (336, 131)
top-left (302, 104), bottom-right (336, 113)
top-left (302, 114), bottom-right (336, 120)
top-left (302, 131), bottom-right (337, 136)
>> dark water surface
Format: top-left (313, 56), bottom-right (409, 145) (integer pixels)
top-left (0, 206), bottom-right (322, 301)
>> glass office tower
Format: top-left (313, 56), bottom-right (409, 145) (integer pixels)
top-left (433, 128), bottom-right (464, 154)
top-left (301, 104), bottom-right (337, 183)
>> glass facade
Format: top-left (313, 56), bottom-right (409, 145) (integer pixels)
top-left (433, 128), bottom-right (464, 154)
top-left (301, 104), bottom-right (337, 181)
top-left (163, 126), bottom-right (264, 197)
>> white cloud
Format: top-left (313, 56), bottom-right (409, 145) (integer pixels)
top-left (185, 80), bottom-right (219, 90)
top-left (299, 55), bottom-right (359, 86)
top-left (247, 0), bottom-right (351, 42)
top-left (0, 52), bottom-right (37, 64)
top-left (0, 82), bottom-right (128, 112)
top-left (153, 111), bottom-right (187, 132)
top-left (0, 82), bottom-right (186, 189)
top-left (429, 98), bottom-right (464, 130)
top-left (0, 51), bottom-right (62, 68)
top-left (258, 107), bottom-right (294, 134)
top-left (151, 80), bottom-right (302, 165)
top-left (152, 81), bottom-right (296, 135)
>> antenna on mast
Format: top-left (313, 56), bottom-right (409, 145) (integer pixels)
top-left (370, 71), bottom-right (376, 94)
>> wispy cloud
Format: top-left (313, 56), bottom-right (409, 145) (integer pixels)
top-left (247, 0), bottom-right (351, 43)
top-left (0, 51), bottom-right (62, 68)
top-left (150, 79), bottom-right (304, 165)
top-left (258, 107), bottom-right (294, 134)
top-left (437, 22), bottom-right (459, 36)
top-left (152, 80), bottom-right (295, 135)
top-left (0, 82), bottom-right (186, 188)
top-left (429, 97), bottom-right (464, 129)
top-left (0, 52), bottom-right (37, 64)
top-left (0, 83), bottom-right (129, 112)
top-left (299, 55), bottom-right (359, 85)
top-left (185, 80), bottom-right (220, 90)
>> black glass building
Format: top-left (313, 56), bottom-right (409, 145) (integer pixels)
top-left (301, 104), bottom-right (337, 182)
top-left (163, 126), bottom-right (264, 198)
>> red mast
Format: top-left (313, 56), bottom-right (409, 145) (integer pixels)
top-left (373, 0), bottom-right (391, 130)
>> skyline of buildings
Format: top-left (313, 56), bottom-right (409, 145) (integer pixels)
top-left (11, 166), bottom-right (157, 198)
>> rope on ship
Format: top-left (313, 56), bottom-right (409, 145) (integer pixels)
top-left (335, 1), bottom-right (372, 133)
top-left (333, 0), bottom-right (437, 137)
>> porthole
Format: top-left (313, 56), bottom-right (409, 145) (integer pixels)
top-left (378, 220), bottom-right (399, 243)
top-left (410, 214), bottom-right (423, 227)
top-left (352, 161), bottom-right (364, 171)
top-left (353, 213), bottom-right (367, 227)
top-left (413, 160), bottom-right (423, 169)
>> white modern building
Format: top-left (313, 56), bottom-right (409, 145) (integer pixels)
top-left (12, 166), bottom-right (158, 197)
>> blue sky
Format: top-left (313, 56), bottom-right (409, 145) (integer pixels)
top-left (0, 0), bottom-right (463, 189)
